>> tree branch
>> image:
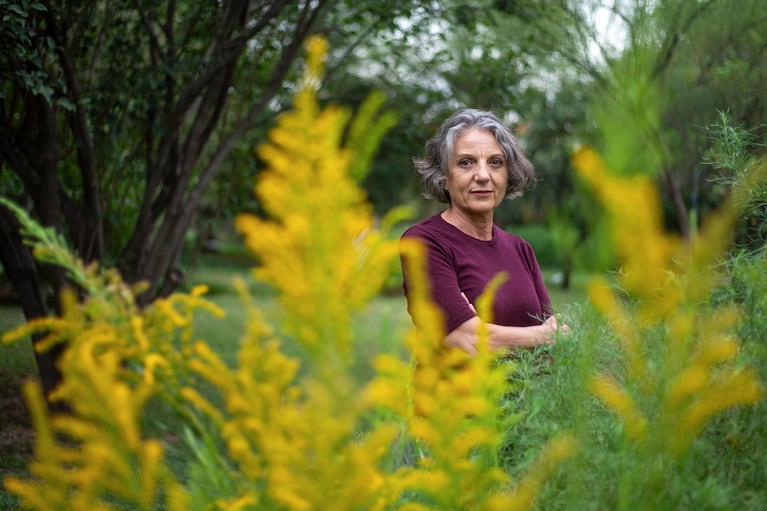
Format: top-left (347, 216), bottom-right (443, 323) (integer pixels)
top-left (43, 5), bottom-right (104, 262)
top-left (131, 0), bottom-right (330, 298)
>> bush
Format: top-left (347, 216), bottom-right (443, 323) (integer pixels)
top-left (506, 224), bottom-right (560, 267)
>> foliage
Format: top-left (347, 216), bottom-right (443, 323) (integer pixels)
top-left (0, 0), bottom-right (441, 319)
top-left (322, 0), bottom-right (594, 222)
top-left (505, 224), bottom-right (558, 267)
top-left (1, 38), bottom-right (571, 511)
top-left (492, 148), bottom-right (767, 510)
top-left (0, 0), bottom-right (59, 103)
top-left (2, 28), bottom-right (767, 511)
top-left (570, 146), bottom-right (764, 509)
top-left (0, 202), bottom-right (213, 510)
top-left (607, 0), bottom-right (767, 238)
top-left (703, 111), bottom-right (767, 250)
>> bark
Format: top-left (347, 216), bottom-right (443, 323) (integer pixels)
top-left (0, 89), bottom-right (71, 398)
top-left (43, 7), bottom-right (104, 263)
top-left (118, 0), bottom-right (329, 303)
top-left (0, 206), bottom-right (65, 400)
top-left (662, 168), bottom-right (691, 240)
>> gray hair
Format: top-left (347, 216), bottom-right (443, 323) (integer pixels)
top-left (413, 108), bottom-right (536, 203)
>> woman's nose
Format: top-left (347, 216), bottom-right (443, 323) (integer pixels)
top-left (475, 161), bottom-right (490, 179)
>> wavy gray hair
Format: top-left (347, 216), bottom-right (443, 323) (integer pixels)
top-left (413, 108), bottom-right (536, 203)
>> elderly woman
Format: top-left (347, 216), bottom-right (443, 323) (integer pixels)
top-left (401, 108), bottom-right (564, 356)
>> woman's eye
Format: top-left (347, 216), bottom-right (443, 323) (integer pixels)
top-left (490, 158), bottom-right (504, 167)
top-left (458, 159), bottom-right (473, 167)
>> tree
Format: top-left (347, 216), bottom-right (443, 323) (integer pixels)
top-left (0, 0), bottom-right (430, 398)
top-left (321, 0), bottom-right (587, 222)
top-left (575, 0), bottom-right (767, 239)
top-left (653, 0), bottom-right (767, 238)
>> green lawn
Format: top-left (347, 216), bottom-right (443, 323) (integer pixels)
top-left (0, 262), bottom-right (593, 379)
top-left (0, 306), bottom-right (33, 377)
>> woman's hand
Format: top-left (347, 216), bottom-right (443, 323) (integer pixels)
top-left (537, 314), bottom-right (569, 343)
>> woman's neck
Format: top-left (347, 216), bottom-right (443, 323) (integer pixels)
top-left (441, 208), bottom-right (494, 241)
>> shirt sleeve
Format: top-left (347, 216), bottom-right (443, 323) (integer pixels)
top-left (400, 230), bottom-right (477, 334)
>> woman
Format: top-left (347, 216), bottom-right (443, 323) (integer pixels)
top-left (401, 108), bottom-right (564, 356)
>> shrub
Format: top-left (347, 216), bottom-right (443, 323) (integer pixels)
top-left (506, 224), bottom-right (559, 267)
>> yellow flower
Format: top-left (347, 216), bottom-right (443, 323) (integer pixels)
top-left (573, 146), bottom-right (678, 301)
top-left (216, 493), bottom-right (260, 511)
top-left (499, 434), bottom-right (577, 511)
top-left (235, 39), bottom-right (400, 359)
top-left (587, 279), bottom-right (648, 387)
top-left (589, 374), bottom-right (648, 442)
top-left (576, 145), bottom-right (764, 479)
top-left (671, 367), bottom-right (763, 456)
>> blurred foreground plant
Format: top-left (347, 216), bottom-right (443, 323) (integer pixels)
top-left (0, 199), bottom-right (213, 510)
top-left (1, 37), bottom-right (571, 511)
top-left (573, 146), bottom-right (765, 510)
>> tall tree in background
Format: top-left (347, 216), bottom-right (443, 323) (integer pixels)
top-left (562, 0), bottom-right (767, 239)
top-left (0, 0), bottom-right (429, 397)
top-left (654, 0), bottom-right (767, 239)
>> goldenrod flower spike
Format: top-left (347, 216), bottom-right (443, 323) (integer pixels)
top-left (573, 146), bottom-right (677, 302)
top-left (396, 234), bottom-right (573, 510)
top-left (574, 144), bottom-right (764, 494)
top-left (586, 279), bottom-right (648, 387)
top-left (235, 36), bottom-right (400, 359)
top-left (588, 374), bottom-right (648, 442)
top-left (491, 434), bottom-right (577, 511)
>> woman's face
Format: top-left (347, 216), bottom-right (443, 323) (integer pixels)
top-left (446, 128), bottom-right (508, 219)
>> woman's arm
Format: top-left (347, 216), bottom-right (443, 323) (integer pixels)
top-left (444, 315), bottom-right (562, 356)
top-left (444, 293), bottom-right (566, 356)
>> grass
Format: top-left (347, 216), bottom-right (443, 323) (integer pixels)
top-left (542, 269), bottom-right (591, 310)
top-left (0, 256), bottom-right (594, 510)
top-left (0, 307), bottom-right (34, 511)
top-left (2, 255), bottom-right (766, 510)
top-left (182, 259), bottom-right (591, 373)
top-left (0, 307), bottom-right (35, 377)
top-left (0, 259), bottom-right (593, 380)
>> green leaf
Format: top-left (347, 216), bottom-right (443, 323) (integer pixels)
top-left (346, 90), bottom-right (399, 183)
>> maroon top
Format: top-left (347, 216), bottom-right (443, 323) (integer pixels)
top-left (401, 214), bottom-right (552, 333)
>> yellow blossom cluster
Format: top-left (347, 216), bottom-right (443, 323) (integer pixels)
top-left (2, 36), bottom-right (574, 511)
top-left (234, 35), bottom-right (401, 358)
top-left (2, 275), bottom-right (222, 510)
top-left (178, 280), bottom-right (407, 511)
top-left (367, 239), bottom-right (576, 511)
top-left (572, 146), bottom-right (764, 459)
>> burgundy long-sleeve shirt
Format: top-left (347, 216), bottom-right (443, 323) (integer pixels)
top-left (401, 214), bottom-right (552, 334)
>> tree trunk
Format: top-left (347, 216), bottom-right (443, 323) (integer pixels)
top-left (662, 168), bottom-right (691, 240)
top-left (0, 206), bottom-right (64, 400)
top-left (0, 91), bottom-right (70, 401)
